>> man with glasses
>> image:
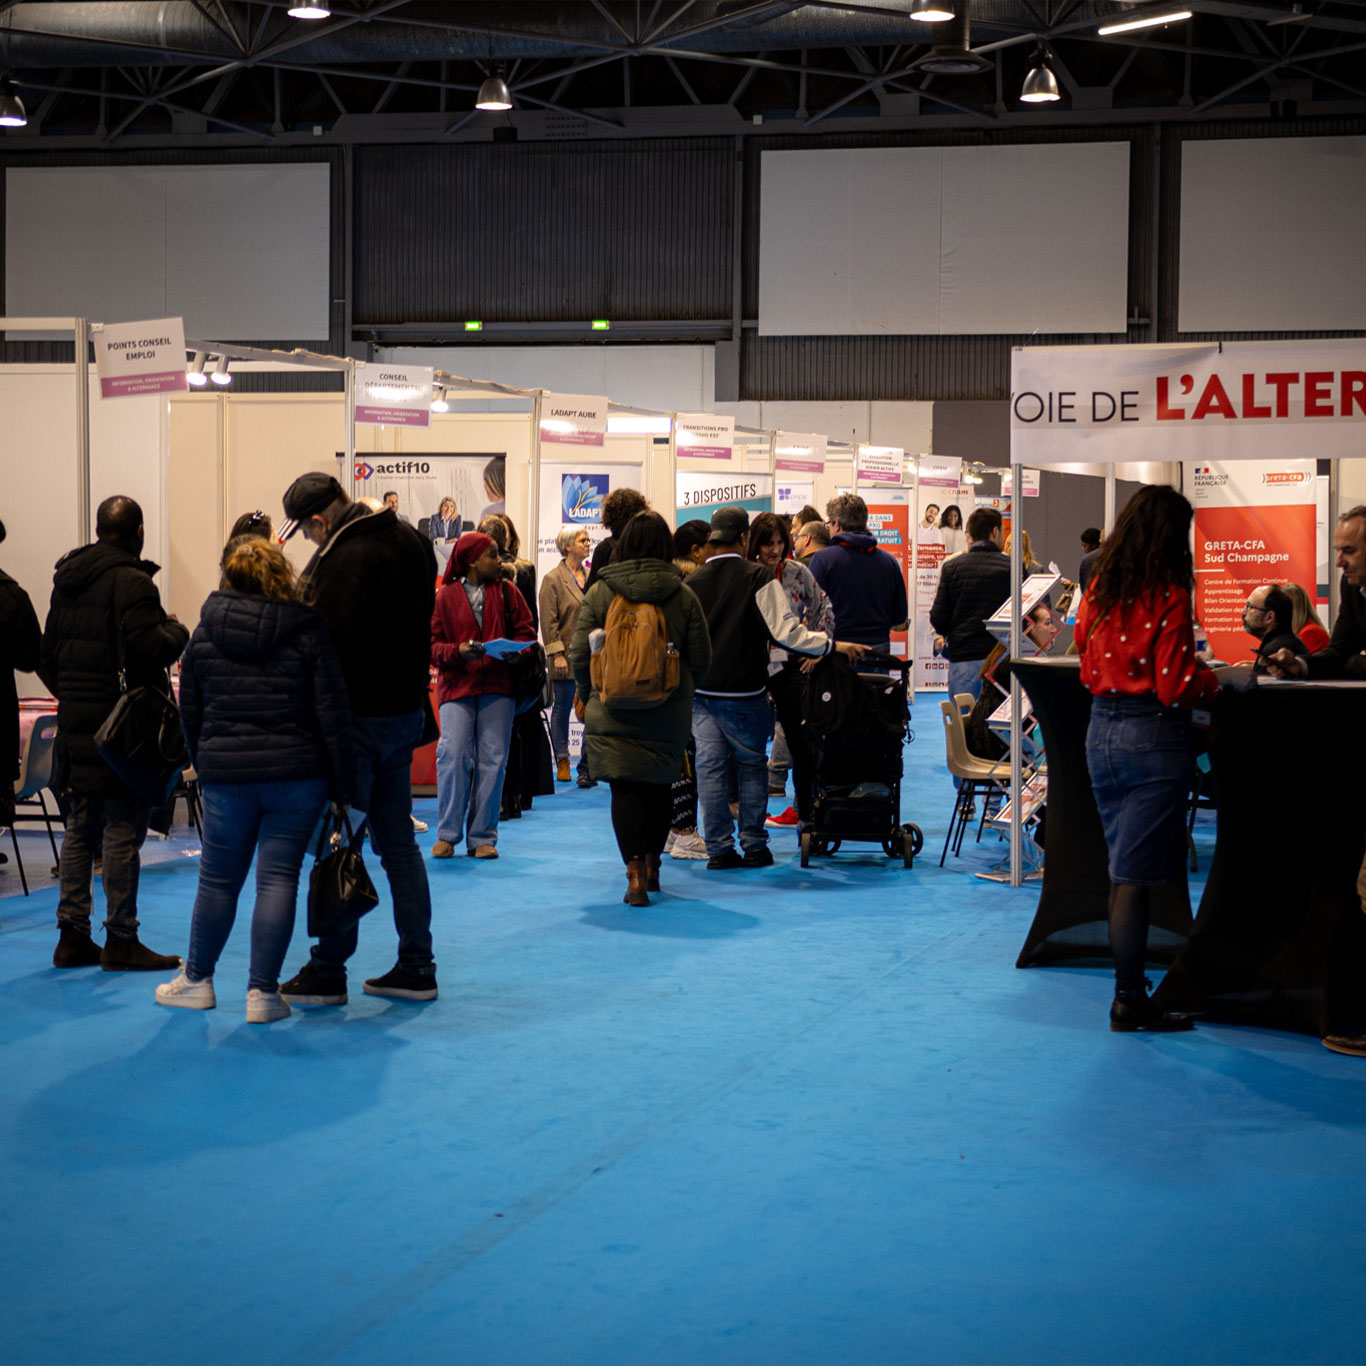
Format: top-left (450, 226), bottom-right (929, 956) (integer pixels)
top-left (1239, 584), bottom-right (1307, 675)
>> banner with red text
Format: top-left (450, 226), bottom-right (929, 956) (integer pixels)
top-left (1185, 459), bottom-right (1317, 666)
top-left (862, 488), bottom-right (911, 661)
top-left (1011, 340), bottom-right (1366, 465)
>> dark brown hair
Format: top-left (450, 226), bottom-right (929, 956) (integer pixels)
top-left (745, 511), bottom-right (793, 566)
top-left (220, 535), bottom-right (298, 601)
top-left (1087, 484), bottom-right (1194, 618)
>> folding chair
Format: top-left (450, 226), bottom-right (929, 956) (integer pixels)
top-left (10, 713), bottom-right (61, 896)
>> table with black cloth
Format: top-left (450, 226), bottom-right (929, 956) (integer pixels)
top-left (1151, 681), bottom-right (1366, 1037)
top-left (1012, 658), bottom-right (1193, 970)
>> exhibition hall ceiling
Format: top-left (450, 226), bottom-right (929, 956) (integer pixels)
top-left (0, 1), bottom-right (1363, 145)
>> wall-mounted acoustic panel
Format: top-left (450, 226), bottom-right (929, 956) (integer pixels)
top-left (760, 143), bottom-right (1129, 337)
top-left (5, 168), bottom-right (165, 336)
top-left (1179, 135), bottom-right (1366, 333)
top-left (939, 142), bottom-right (1129, 334)
top-left (758, 147), bottom-right (943, 336)
top-left (6, 163), bottom-right (330, 340)
top-left (166, 165), bottom-right (331, 339)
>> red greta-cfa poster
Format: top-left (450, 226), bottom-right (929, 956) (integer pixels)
top-left (1185, 460), bottom-right (1316, 665)
top-left (863, 490), bottom-right (911, 659)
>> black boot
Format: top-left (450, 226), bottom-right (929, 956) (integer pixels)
top-left (100, 935), bottom-right (182, 973)
top-left (1110, 981), bottom-right (1194, 1033)
top-left (53, 927), bottom-right (103, 968)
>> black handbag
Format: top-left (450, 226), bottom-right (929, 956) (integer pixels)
top-left (92, 593), bottom-right (188, 807)
top-left (500, 584), bottom-right (551, 714)
top-left (307, 804), bottom-right (380, 939)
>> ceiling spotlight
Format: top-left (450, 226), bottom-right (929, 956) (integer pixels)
top-left (1097, 9), bottom-right (1192, 36)
top-left (286, 3), bottom-right (331, 18)
top-left (210, 354), bottom-right (232, 386)
top-left (475, 72), bottom-right (513, 111)
top-left (186, 351), bottom-right (208, 386)
top-left (910, 0), bottom-right (955, 19)
top-left (0, 80), bottom-right (27, 128)
top-left (430, 385), bottom-right (449, 414)
top-left (1020, 49), bottom-right (1061, 103)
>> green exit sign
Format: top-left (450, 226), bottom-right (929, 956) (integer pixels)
top-left (464, 320), bottom-right (482, 332)
top-left (591, 319), bottom-right (611, 331)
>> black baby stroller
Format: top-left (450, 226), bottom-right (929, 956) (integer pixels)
top-left (799, 650), bottom-right (923, 868)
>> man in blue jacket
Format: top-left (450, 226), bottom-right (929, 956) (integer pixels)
top-left (809, 494), bottom-right (908, 654)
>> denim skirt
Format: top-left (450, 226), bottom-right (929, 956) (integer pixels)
top-left (1084, 693), bottom-right (1194, 887)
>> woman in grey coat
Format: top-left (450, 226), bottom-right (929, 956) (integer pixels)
top-left (569, 511), bottom-right (711, 907)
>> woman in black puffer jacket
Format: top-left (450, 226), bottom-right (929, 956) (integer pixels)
top-left (156, 537), bottom-right (354, 1024)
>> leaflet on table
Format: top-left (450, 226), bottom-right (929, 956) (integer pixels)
top-left (985, 572), bottom-right (1063, 633)
top-left (482, 638), bottom-right (535, 659)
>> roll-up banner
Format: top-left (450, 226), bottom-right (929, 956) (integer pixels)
top-left (355, 363), bottom-right (434, 427)
top-left (1185, 459), bottom-right (1317, 666)
top-left (535, 464), bottom-right (644, 585)
top-left (861, 487), bottom-right (911, 659)
top-left (912, 455), bottom-right (962, 691)
top-left (1011, 340), bottom-right (1366, 465)
top-left (94, 317), bottom-right (188, 398)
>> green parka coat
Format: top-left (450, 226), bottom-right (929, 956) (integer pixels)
top-left (568, 557), bottom-right (712, 785)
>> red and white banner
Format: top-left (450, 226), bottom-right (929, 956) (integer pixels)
top-left (94, 317), bottom-right (188, 399)
top-left (1011, 340), bottom-right (1366, 465)
top-left (355, 363), bottom-right (434, 427)
top-left (1185, 459), bottom-right (1317, 666)
top-left (540, 392), bottom-right (607, 447)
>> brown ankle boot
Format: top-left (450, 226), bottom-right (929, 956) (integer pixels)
top-left (644, 853), bottom-right (661, 893)
top-left (623, 858), bottom-right (649, 906)
top-left (556, 757), bottom-right (571, 783)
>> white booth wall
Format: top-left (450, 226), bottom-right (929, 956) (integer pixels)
top-left (0, 365), bottom-right (167, 693)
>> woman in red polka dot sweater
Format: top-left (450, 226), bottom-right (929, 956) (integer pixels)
top-left (1075, 484), bottom-right (1222, 1034)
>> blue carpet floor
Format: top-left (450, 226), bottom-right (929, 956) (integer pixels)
top-left (2, 722), bottom-right (1365, 1365)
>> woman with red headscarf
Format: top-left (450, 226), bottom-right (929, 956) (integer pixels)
top-left (430, 532), bottom-right (535, 860)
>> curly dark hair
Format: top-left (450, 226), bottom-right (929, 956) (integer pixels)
top-left (601, 487), bottom-right (649, 536)
top-left (1087, 484), bottom-right (1195, 618)
top-left (745, 511), bottom-right (793, 567)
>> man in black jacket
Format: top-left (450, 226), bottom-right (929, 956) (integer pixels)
top-left (1240, 584), bottom-right (1308, 675)
top-left (40, 496), bottom-right (189, 970)
top-left (687, 507), bottom-right (866, 869)
top-left (276, 473), bottom-right (440, 1005)
top-left (930, 506), bottom-right (1012, 707)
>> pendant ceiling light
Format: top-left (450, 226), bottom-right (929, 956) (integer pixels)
top-left (286, 3), bottom-right (331, 18)
top-left (475, 73), bottom-right (513, 111)
top-left (0, 80), bottom-right (27, 128)
top-left (1020, 49), bottom-right (1061, 103)
top-left (910, 0), bottom-right (955, 20)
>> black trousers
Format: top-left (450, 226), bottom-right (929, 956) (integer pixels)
top-left (767, 664), bottom-right (815, 822)
top-left (608, 779), bottom-right (672, 864)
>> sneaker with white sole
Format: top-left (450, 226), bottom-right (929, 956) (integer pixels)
top-left (669, 831), bottom-right (709, 860)
top-left (155, 970), bottom-right (216, 1010)
top-left (246, 988), bottom-right (291, 1023)
top-left (663, 829), bottom-right (678, 855)
top-left (411, 815), bottom-right (429, 833)
top-left (765, 806), bottom-right (799, 829)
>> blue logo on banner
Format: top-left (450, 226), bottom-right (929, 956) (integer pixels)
top-left (562, 474), bottom-right (608, 523)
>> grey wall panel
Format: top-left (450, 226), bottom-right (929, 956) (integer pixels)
top-left (353, 140), bottom-right (732, 324)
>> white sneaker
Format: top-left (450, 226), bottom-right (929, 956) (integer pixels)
top-left (246, 988), bottom-right (291, 1024)
top-left (663, 830), bottom-right (678, 854)
top-left (669, 831), bottom-right (709, 860)
top-left (411, 815), bottom-right (429, 833)
top-left (156, 970), bottom-right (216, 1010)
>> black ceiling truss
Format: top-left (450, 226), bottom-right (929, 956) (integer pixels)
top-left (0, 1), bottom-right (1364, 143)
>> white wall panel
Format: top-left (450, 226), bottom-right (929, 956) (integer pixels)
top-left (1180, 135), bottom-right (1366, 333)
top-left (759, 143), bottom-right (1130, 337)
top-left (166, 165), bottom-right (331, 339)
top-left (6, 164), bottom-right (330, 340)
top-left (758, 147), bottom-right (943, 336)
top-left (940, 143), bottom-right (1129, 334)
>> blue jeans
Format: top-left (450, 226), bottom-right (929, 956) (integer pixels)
top-left (693, 694), bottom-right (772, 857)
top-left (312, 710), bottom-right (433, 975)
top-left (549, 677), bottom-right (585, 774)
top-left (947, 658), bottom-right (986, 791)
top-left (437, 694), bottom-right (515, 851)
top-left (187, 778), bottom-right (327, 991)
top-left (1085, 695), bottom-right (1193, 887)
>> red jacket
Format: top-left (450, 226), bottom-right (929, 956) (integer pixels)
top-left (431, 578), bottom-right (535, 706)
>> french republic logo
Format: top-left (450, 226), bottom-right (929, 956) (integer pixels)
top-left (355, 461), bottom-right (374, 481)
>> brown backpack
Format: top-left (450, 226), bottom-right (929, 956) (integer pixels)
top-left (590, 595), bottom-right (681, 709)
